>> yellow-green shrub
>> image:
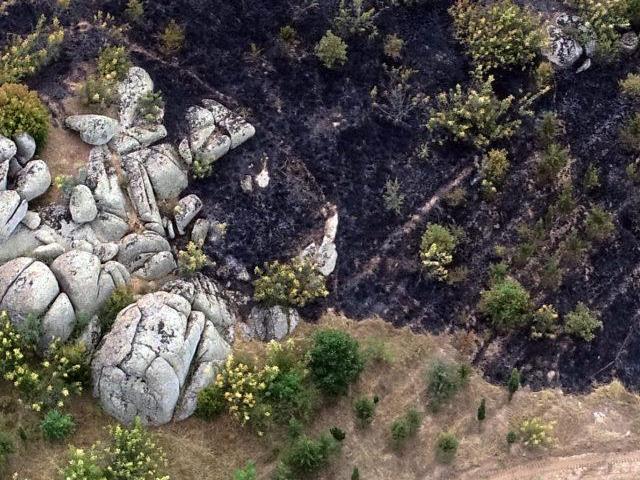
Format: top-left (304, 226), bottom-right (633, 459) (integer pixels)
top-left (419, 224), bottom-right (459, 281)
top-left (518, 417), bottom-right (556, 448)
top-left (97, 45), bottom-right (131, 82)
top-left (160, 19), bottom-right (185, 56)
top-left (450, 0), bottom-right (544, 72)
top-left (569, 0), bottom-right (630, 61)
top-left (254, 257), bottom-right (328, 307)
top-left (0, 83), bottom-right (50, 148)
top-left (177, 241), bottom-right (209, 275)
top-left (315, 31), bottom-right (348, 69)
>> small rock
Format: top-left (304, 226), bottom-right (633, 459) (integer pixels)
top-left (543, 25), bottom-right (583, 69)
top-left (66, 115), bottom-right (119, 146)
top-left (209, 221), bottom-right (227, 246)
top-left (0, 136), bottom-right (17, 163)
top-left (255, 164), bottom-right (270, 189)
top-left (0, 160), bottom-right (8, 191)
top-left (118, 67), bottom-right (154, 128)
top-left (70, 185), bottom-right (98, 224)
top-left (240, 175), bottom-right (253, 193)
top-left (0, 190), bottom-right (28, 241)
top-left (136, 251), bottom-right (177, 280)
top-left (621, 31), bottom-right (639, 54)
top-left (191, 218), bottom-right (210, 246)
top-left (13, 133), bottom-right (36, 165)
top-left (576, 57), bottom-right (592, 73)
top-left (174, 194), bottom-right (203, 235)
top-left (94, 242), bottom-right (119, 262)
top-left (14, 160), bottom-right (51, 201)
top-left (33, 243), bottom-right (66, 262)
top-left (247, 305), bottom-right (299, 341)
top-left (178, 137), bottom-right (193, 165)
top-left (21, 211), bottom-right (41, 230)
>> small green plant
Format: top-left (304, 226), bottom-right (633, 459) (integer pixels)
top-left (59, 447), bottom-right (105, 480)
top-left (315, 30), bottom-right (348, 69)
top-left (287, 417), bottom-right (304, 439)
top-left (279, 25), bottom-right (297, 43)
top-left (0, 430), bottom-right (15, 468)
top-left (583, 163), bottom-right (601, 191)
top-left (506, 430), bottom-right (518, 444)
top-left (98, 285), bottom-right (134, 331)
top-left (419, 223), bottom-right (460, 281)
top-left (330, 426), bottom-right (346, 442)
top-left (620, 112), bottom-right (640, 152)
top-left (308, 329), bottom-right (364, 396)
top-left (195, 381), bottom-right (226, 420)
top-left (53, 174), bottom-right (80, 196)
top-left (534, 61), bottom-right (554, 90)
top-left (125, 0), bottom-right (145, 23)
top-left (620, 73), bottom-right (640, 100)
top-left (450, 0), bottom-right (544, 72)
top-left (136, 91), bottom-right (164, 124)
top-left (384, 33), bottom-right (404, 60)
top-left (82, 74), bottom-right (117, 109)
top-left (435, 432), bottom-right (459, 463)
top-left (370, 66), bottom-right (424, 125)
top-left (565, 302), bottom-right (602, 342)
top-left (278, 433), bottom-right (341, 477)
top-left (530, 304), bottom-right (560, 340)
top-left (233, 461), bottom-right (257, 480)
top-left (383, 178), bottom-right (405, 215)
top-left (178, 241), bottom-right (209, 275)
top-left (481, 148), bottom-right (509, 198)
top-left (584, 206), bottom-right (615, 243)
top-left (536, 111), bottom-right (564, 148)
top-left (507, 368), bottom-right (521, 401)
top-left (518, 417), bottom-right (556, 448)
top-left (353, 397), bottom-right (376, 427)
top-left (390, 408), bottom-right (421, 449)
top-left (97, 45), bottom-right (131, 82)
top-left (426, 359), bottom-right (471, 411)
top-left (333, 0), bottom-right (378, 39)
top-left (536, 143), bottom-right (570, 185)
top-left (254, 257), bottom-right (328, 308)
top-left (0, 83), bottom-right (50, 148)
top-left (479, 277), bottom-right (531, 331)
top-left (477, 398), bottom-right (486, 422)
top-left (569, 0), bottom-right (629, 61)
top-left (40, 410), bottom-right (75, 441)
top-left (160, 19), bottom-right (185, 56)
top-left (351, 466), bottom-right (360, 480)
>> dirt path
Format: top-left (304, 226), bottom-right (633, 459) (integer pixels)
top-left (458, 449), bottom-right (640, 480)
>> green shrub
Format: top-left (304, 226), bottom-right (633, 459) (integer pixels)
top-left (536, 143), bottom-right (570, 185)
top-left (125, 0), bottom-right (145, 22)
top-left (98, 286), bottom-right (135, 331)
top-left (435, 432), bottom-right (459, 463)
top-left (450, 0), bottom-right (544, 72)
top-left (97, 45), bottom-right (131, 82)
top-left (0, 83), bottom-right (50, 148)
top-left (425, 359), bottom-right (470, 411)
top-left (287, 417), bottom-right (304, 439)
top-left (82, 73), bottom-right (118, 109)
top-left (383, 178), bottom-right (405, 215)
top-left (569, 0), bottom-right (629, 61)
top-left (584, 206), bottom-right (615, 243)
top-left (629, 0), bottom-right (640, 29)
top-left (177, 241), bottom-right (209, 275)
top-left (0, 16), bottom-right (64, 84)
top-left (59, 447), bottom-right (105, 480)
top-left (329, 426), bottom-right (346, 442)
top-left (370, 65), bottom-right (423, 125)
top-left (479, 277), bottom-right (531, 331)
top-left (353, 397), bottom-right (376, 427)
top-left (0, 430), bottom-right (14, 468)
top-left (254, 257), bottom-right (328, 308)
top-left (419, 223), bottom-right (459, 281)
top-left (280, 433), bottom-right (340, 477)
top-left (160, 19), bottom-right (185, 56)
top-left (351, 467), bottom-right (360, 480)
top-left (564, 302), bottom-right (602, 342)
top-left (195, 382), bottom-right (226, 420)
top-left (620, 112), bottom-right (640, 152)
top-left (233, 461), bottom-right (257, 480)
top-left (427, 74), bottom-right (519, 149)
top-left (307, 329), bottom-right (364, 396)
top-left (518, 417), bottom-right (555, 448)
top-left (583, 163), bottom-right (601, 191)
top-left (477, 398), bottom-right (486, 422)
top-left (506, 430), bottom-right (517, 444)
top-left (384, 33), bottom-right (404, 60)
top-left (41, 410), bottom-right (75, 441)
top-left (315, 31), bottom-right (348, 69)
top-left (620, 73), bottom-right (640, 100)
top-left (536, 111), bottom-right (564, 148)
top-left (481, 149), bottom-right (509, 186)
top-left (530, 304), bottom-right (560, 340)
top-left (507, 368), bottom-right (521, 401)
top-left (390, 408), bottom-right (421, 449)
top-left (333, 0), bottom-right (378, 39)
top-left (136, 91), bottom-right (164, 124)
top-left (264, 369), bottom-right (314, 424)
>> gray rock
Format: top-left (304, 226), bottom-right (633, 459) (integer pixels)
top-left (195, 130), bottom-right (231, 165)
top-left (121, 152), bottom-right (162, 227)
top-left (118, 67), bottom-right (154, 128)
top-left (201, 99), bottom-right (255, 149)
top-left (621, 31), bottom-right (639, 54)
top-left (136, 251), bottom-right (176, 280)
top-left (0, 136), bottom-right (17, 163)
top-left (117, 230), bottom-right (171, 273)
top-left (178, 137), bottom-right (193, 165)
top-left (40, 293), bottom-right (75, 348)
top-left (14, 160), bottom-right (51, 201)
top-left (78, 314), bottom-right (102, 355)
top-left (174, 194), bottom-right (203, 235)
top-left (191, 218), bottom-right (210, 246)
top-left (70, 185), bottom-right (98, 224)
top-left (13, 133), bottom-right (36, 165)
top-left (21, 211), bottom-right (41, 230)
top-left (33, 243), bottom-right (66, 262)
top-left (92, 291), bottom-right (230, 425)
top-left (0, 159), bottom-right (8, 191)
top-left (0, 225), bottom-right (43, 263)
top-left (90, 212), bottom-right (130, 243)
top-left (66, 115), bottom-right (119, 146)
top-left (94, 242), bottom-right (119, 262)
top-left (544, 26), bottom-right (583, 69)
top-left (186, 106), bottom-right (216, 152)
top-left (86, 146), bottom-right (128, 219)
top-left (240, 175), bottom-right (253, 193)
top-left (247, 305), bottom-right (299, 341)
top-left (0, 190), bottom-right (28, 241)
top-left (127, 145), bottom-right (188, 201)
top-left (110, 125), bottom-right (168, 155)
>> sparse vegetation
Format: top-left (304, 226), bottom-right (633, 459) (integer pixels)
top-left (479, 277), bottom-right (531, 331)
top-left (315, 30), bottom-right (348, 68)
top-left (98, 286), bottom-right (135, 331)
top-left (425, 359), bottom-right (471, 411)
top-left (435, 431), bottom-right (459, 463)
top-left (420, 223), bottom-right (460, 281)
top-left (0, 83), bottom-right (50, 148)
top-left (160, 19), bottom-right (186, 56)
top-left (390, 408), bottom-right (421, 449)
top-left (178, 241), bottom-right (210, 274)
top-left (565, 302), bottom-right (602, 342)
top-left (254, 258), bottom-right (328, 308)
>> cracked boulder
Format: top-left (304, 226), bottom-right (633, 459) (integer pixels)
top-left (92, 291), bottom-right (231, 425)
top-left (246, 305), bottom-right (299, 341)
top-left (174, 194), bottom-right (202, 235)
top-left (118, 67), bottom-right (154, 129)
top-left (66, 115), bottom-right (119, 146)
top-left (124, 144), bottom-right (188, 201)
top-left (0, 190), bottom-right (28, 241)
top-left (13, 160), bottom-right (51, 201)
top-left (70, 185), bottom-right (98, 224)
top-left (110, 124), bottom-right (168, 155)
top-left (116, 230), bottom-right (171, 278)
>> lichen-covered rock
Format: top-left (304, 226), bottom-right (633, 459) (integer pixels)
top-left (246, 305), bottom-right (299, 341)
top-left (125, 145), bottom-right (188, 201)
top-left (0, 159), bottom-right (9, 191)
top-left (544, 25), bottom-right (583, 69)
top-left (92, 291), bottom-right (231, 425)
top-left (116, 230), bottom-right (171, 275)
top-left (121, 152), bottom-right (163, 228)
top-left (201, 99), bottom-right (255, 149)
top-left (21, 211), bottom-right (41, 230)
top-left (0, 136), bottom-right (17, 163)
top-left (0, 190), bottom-right (28, 241)
top-left (90, 212), bottom-right (130, 243)
top-left (110, 125), bottom-right (168, 155)
top-left (118, 67), bottom-right (154, 128)
top-left (191, 218), bottom-right (210, 246)
top-left (174, 194), bottom-right (203, 235)
top-left (135, 251), bottom-right (176, 280)
top-left (66, 115), bottom-right (119, 146)
top-left (70, 185), bottom-right (98, 224)
top-left (13, 132), bottom-right (36, 166)
top-left (86, 146), bottom-right (128, 220)
top-left (13, 160), bottom-right (51, 201)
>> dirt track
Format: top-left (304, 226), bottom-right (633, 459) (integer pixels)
top-left (459, 450), bottom-right (640, 480)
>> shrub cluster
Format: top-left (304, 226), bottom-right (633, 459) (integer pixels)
top-left (564, 302), bottom-right (602, 342)
top-left (315, 31), bottom-right (348, 69)
top-left (0, 83), bottom-right (50, 148)
top-left (333, 0), bottom-right (378, 39)
top-left (83, 45), bottom-right (131, 109)
top-left (390, 408), bottom-right (421, 449)
top-left (275, 433), bottom-right (341, 479)
top-left (479, 277), bottom-right (531, 331)
top-left (353, 396), bottom-right (377, 427)
top-left (518, 417), bottom-right (556, 448)
top-left (98, 285), bottom-right (135, 331)
top-left (254, 257), bottom-right (328, 308)
top-left (425, 359), bottom-right (471, 411)
top-left (177, 241), bottom-right (209, 275)
top-left (40, 409), bottom-right (75, 441)
top-left (569, 0), bottom-right (630, 61)
top-left (435, 431), bottom-right (459, 463)
top-left (419, 223), bottom-right (460, 281)
top-left (160, 19), bottom-right (186, 56)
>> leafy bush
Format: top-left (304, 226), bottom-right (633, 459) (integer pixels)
top-left (506, 430), bottom-right (518, 444)
top-left (564, 302), bottom-right (602, 342)
top-left (620, 73), bottom-right (640, 100)
top-left (0, 430), bottom-right (14, 468)
top-left (333, 0), bottom-right (378, 39)
top-left (425, 359), bottom-right (471, 411)
top-left (98, 286), bottom-right (135, 331)
top-left (450, 0), bottom-right (544, 72)
top-left (0, 83), bottom-right (50, 148)
top-left (315, 31), bottom-right (348, 69)
top-left (82, 73), bottom-right (118, 109)
top-left (584, 206), bottom-right (615, 243)
top-left (479, 277), bottom-right (531, 331)
top-left (279, 433), bottom-right (340, 477)
top-left (536, 143), bottom-right (570, 185)
top-left (420, 223), bottom-right (459, 281)
top-left (308, 329), bottom-right (364, 396)
top-left (233, 461), bottom-right (256, 480)
top-left (620, 112), bottom-right (640, 152)
top-left (371, 65), bottom-right (425, 125)
top-left (136, 91), bottom-right (164, 124)
top-left (390, 408), bottom-right (421, 449)
top-left (427, 74), bottom-right (519, 149)
top-left (254, 257), bottom-right (328, 308)
top-left (351, 467), bottom-right (360, 480)
top-left (383, 178), bottom-right (405, 215)
top-left (569, 0), bottom-right (629, 61)
top-left (178, 241), bottom-right (209, 275)
top-left (160, 19), bottom-right (185, 56)
top-left (264, 368), bottom-right (314, 424)
top-left (530, 304), bottom-right (560, 340)
top-left (481, 149), bottom-right (509, 186)
top-left (125, 0), bottom-right (145, 23)
top-left (435, 432), bottom-right (459, 463)
top-left (97, 45), bottom-right (131, 81)
top-left (384, 33), bottom-right (404, 60)
top-left (477, 398), bottom-right (486, 422)
top-left (507, 368), bottom-right (521, 401)
top-left (195, 382), bottom-right (226, 420)
top-left (536, 111), bottom-right (564, 148)
top-left (0, 16), bottom-right (64, 84)
top-left (60, 447), bottom-right (105, 480)
top-left (583, 163), bottom-right (601, 191)
top-left (353, 397), bottom-right (376, 427)
top-left (330, 426), bottom-right (346, 442)
top-left (518, 417), bottom-right (555, 448)
top-left (41, 410), bottom-right (75, 441)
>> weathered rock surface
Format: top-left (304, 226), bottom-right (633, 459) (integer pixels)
top-left (0, 136), bottom-right (17, 163)
top-left (92, 291), bottom-right (231, 425)
top-left (126, 144), bottom-right (188, 200)
top-left (13, 160), bottom-right (51, 201)
top-left (174, 194), bottom-right (203, 235)
top-left (70, 185), bottom-right (98, 224)
top-left (66, 115), bottom-right (119, 146)
top-left (0, 190), bottom-right (28, 241)
top-left (116, 231), bottom-right (171, 276)
top-left (110, 125), bottom-right (167, 155)
top-left (247, 305), bottom-right (299, 341)
top-left (13, 133), bottom-right (36, 166)
top-left (118, 67), bottom-right (154, 128)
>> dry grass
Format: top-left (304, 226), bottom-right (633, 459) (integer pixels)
top-left (4, 314), bottom-right (640, 480)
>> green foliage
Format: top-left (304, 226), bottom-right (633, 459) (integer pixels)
top-left (384, 33), bottom-right (404, 60)
top-left (506, 430), bottom-right (518, 444)
top-left (178, 241), bottom-right (209, 275)
top-left (420, 223), bottom-right (459, 281)
top-left (536, 143), bottom-right (570, 185)
top-left (0, 430), bottom-right (15, 468)
top-left (480, 277), bottom-right (531, 331)
top-left (620, 73), bottom-right (640, 100)
top-left (450, 0), bottom-right (544, 72)
top-left (97, 45), bottom-right (131, 82)
top-left (82, 73), bottom-right (118, 109)
top-left (279, 25), bottom-right (297, 43)
top-left (370, 65), bottom-right (424, 125)
top-left (308, 329), bottom-right (364, 396)
top-left (477, 398), bottom-right (486, 422)
top-left (0, 83), bottom-right (50, 148)
top-left (160, 19), bottom-right (185, 56)
top-left (136, 91), bottom-right (164, 124)
top-left (40, 410), bottom-right (75, 441)
top-left (390, 408), bottom-right (421, 449)
top-left (329, 426), bottom-right (346, 442)
top-left (287, 417), bottom-right (304, 439)
top-left (195, 382), bottom-right (226, 420)
top-left (383, 178), bottom-right (405, 215)
top-left (17, 313), bottom-right (42, 348)
top-left (53, 174), bottom-right (80, 196)
top-left (125, 0), bottom-right (145, 23)
top-left (264, 368), bottom-right (314, 424)
top-left (351, 467), bottom-right (360, 480)
top-left (254, 257), bottom-right (328, 308)
top-left (435, 432), bottom-right (459, 463)
top-left (518, 417), bottom-right (555, 448)
top-left (233, 461), bottom-right (256, 480)
top-left (530, 304), bottom-right (560, 340)
top-left (507, 368), bottom-right (521, 401)
top-left (481, 149), bottom-right (509, 186)
top-left (0, 16), bottom-right (64, 84)
top-left (425, 359), bottom-right (471, 411)
top-left (584, 206), bottom-right (615, 243)
top-left (564, 302), bottom-right (602, 342)
top-left (620, 112), bottom-right (640, 152)
top-left (315, 31), bottom-right (348, 69)
top-left (353, 397), bottom-right (376, 427)
top-left (333, 0), bottom-right (378, 39)
top-left (60, 447), bottom-right (106, 480)
top-left (427, 74), bottom-right (519, 149)
top-left (279, 433), bottom-right (340, 477)
top-left (536, 111), bottom-right (564, 148)
top-left (583, 163), bottom-right (601, 192)
top-left (569, 0), bottom-right (629, 61)
top-left (98, 286), bottom-right (135, 331)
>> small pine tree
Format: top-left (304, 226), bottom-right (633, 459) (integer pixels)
top-left (477, 398), bottom-right (486, 422)
top-left (351, 466), bottom-right (360, 480)
top-left (507, 368), bottom-right (521, 401)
